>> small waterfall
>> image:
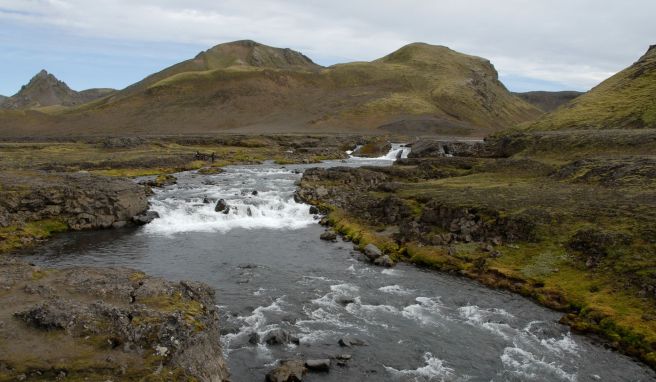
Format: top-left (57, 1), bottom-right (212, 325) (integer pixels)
top-left (349, 143), bottom-right (411, 161)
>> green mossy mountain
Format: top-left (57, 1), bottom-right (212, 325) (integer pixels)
top-left (0, 40), bottom-right (541, 137)
top-left (0, 70), bottom-right (115, 110)
top-left (513, 90), bottom-right (583, 112)
top-left (526, 45), bottom-right (656, 130)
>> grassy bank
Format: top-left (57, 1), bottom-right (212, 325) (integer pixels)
top-left (323, 207), bottom-right (656, 368)
top-left (297, 134), bottom-right (656, 369)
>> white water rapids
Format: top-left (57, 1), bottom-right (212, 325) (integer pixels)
top-left (145, 144), bottom-right (410, 235)
top-left (23, 143), bottom-right (656, 382)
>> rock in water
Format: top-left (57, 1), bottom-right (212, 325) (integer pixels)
top-left (266, 360), bottom-right (307, 382)
top-left (338, 337), bottom-right (367, 347)
top-left (309, 206), bottom-right (319, 215)
top-left (305, 359), bottom-right (330, 372)
top-left (132, 211), bottom-right (160, 225)
top-left (373, 255), bottom-right (394, 267)
top-left (320, 230), bottom-right (337, 241)
top-left (263, 328), bottom-right (299, 345)
top-left (215, 199), bottom-right (228, 212)
top-left (363, 244), bottom-right (382, 261)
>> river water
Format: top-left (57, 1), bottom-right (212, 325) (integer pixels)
top-left (24, 146), bottom-right (655, 381)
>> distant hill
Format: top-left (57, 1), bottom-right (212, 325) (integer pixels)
top-left (0, 95), bottom-right (6, 106)
top-left (0, 40), bottom-right (540, 137)
top-left (526, 45), bottom-right (656, 130)
top-left (0, 70), bottom-right (115, 110)
top-left (513, 91), bottom-right (583, 112)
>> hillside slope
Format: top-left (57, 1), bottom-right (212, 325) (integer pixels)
top-left (0, 70), bottom-right (115, 110)
top-left (526, 45), bottom-right (656, 130)
top-left (0, 41), bottom-right (540, 137)
top-left (513, 91), bottom-right (583, 112)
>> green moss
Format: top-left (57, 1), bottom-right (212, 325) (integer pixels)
top-left (0, 219), bottom-right (68, 253)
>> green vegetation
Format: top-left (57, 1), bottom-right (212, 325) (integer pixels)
top-left (526, 46), bottom-right (656, 130)
top-left (0, 219), bottom-right (68, 253)
top-left (299, 127), bottom-right (656, 367)
top-left (0, 40), bottom-right (541, 136)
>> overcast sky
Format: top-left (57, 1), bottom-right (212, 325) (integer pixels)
top-left (1, 0), bottom-right (654, 95)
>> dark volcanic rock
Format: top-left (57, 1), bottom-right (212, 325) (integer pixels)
top-left (320, 230), bottom-right (337, 241)
top-left (363, 244), bottom-right (383, 261)
top-left (215, 199), bottom-right (228, 213)
top-left (263, 328), bottom-right (299, 345)
top-left (266, 360), bottom-right (306, 382)
top-left (305, 359), bottom-right (330, 372)
top-left (0, 171), bottom-right (149, 230)
top-left (1, 257), bottom-right (230, 381)
top-left (408, 139), bottom-right (498, 158)
top-left (338, 337), bottom-right (367, 347)
top-left (132, 210), bottom-right (160, 225)
top-left (373, 255), bottom-right (394, 267)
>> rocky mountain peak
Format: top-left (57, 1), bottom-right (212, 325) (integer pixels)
top-left (198, 39), bottom-right (321, 70)
top-left (0, 70), bottom-right (115, 110)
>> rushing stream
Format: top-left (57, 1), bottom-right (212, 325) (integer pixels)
top-left (24, 145), bottom-right (655, 381)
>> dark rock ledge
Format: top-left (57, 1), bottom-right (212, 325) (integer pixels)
top-left (0, 257), bottom-right (230, 381)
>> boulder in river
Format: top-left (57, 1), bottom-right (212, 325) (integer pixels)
top-left (309, 206), bottom-right (319, 215)
top-left (132, 210), bottom-right (160, 225)
top-left (215, 199), bottom-right (228, 213)
top-left (373, 254), bottom-right (394, 267)
top-left (266, 360), bottom-right (307, 382)
top-left (338, 337), bottom-right (367, 347)
top-left (248, 331), bottom-right (260, 345)
top-left (320, 230), bottom-right (337, 241)
top-left (363, 244), bottom-right (382, 261)
top-left (263, 328), bottom-right (299, 345)
top-left (305, 359), bottom-right (330, 372)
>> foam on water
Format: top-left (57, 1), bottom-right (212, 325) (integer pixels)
top-left (457, 305), bottom-right (517, 340)
top-left (385, 352), bottom-right (457, 381)
top-left (145, 190), bottom-right (315, 234)
top-left (401, 297), bottom-right (445, 326)
top-left (349, 143), bottom-right (411, 161)
top-left (379, 284), bottom-right (414, 295)
top-left (501, 346), bottom-right (578, 382)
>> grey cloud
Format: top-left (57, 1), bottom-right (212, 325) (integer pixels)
top-left (1, 0), bottom-right (654, 90)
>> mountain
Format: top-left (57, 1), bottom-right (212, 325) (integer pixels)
top-left (526, 45), bottom-right (656, 130)
top-left (0, 41), bottom-right (541, 136)
top-left (513, 91), bottom-right (583, 112)
top-left (0, 95), bottom-right (6, 106)
top-left (0, 70), bottom-right (115, 110)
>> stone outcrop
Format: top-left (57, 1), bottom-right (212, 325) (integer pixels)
top-left (0, 171), bottom-right (149, 230)
top-left (408, 139), bottom-right (498, 158)
top-left (0, 257), bottom-right (230, 381)
top-left (297, 166), bottom-right (537, 246)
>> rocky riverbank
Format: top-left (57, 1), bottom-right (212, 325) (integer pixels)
top-left (0, 257), bottom-right (230, 381)
top-left (0, 171), bottom-right (231, 381)
top-left (0, 171), bottom-right (151, 252)
top-left (295, 131), bottom-right (656, 370)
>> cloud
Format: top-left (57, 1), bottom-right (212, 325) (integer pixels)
top-left (0, 0), bottom-right (654, 94)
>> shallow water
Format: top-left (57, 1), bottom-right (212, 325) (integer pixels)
top-left (24, 146), bottom-right (655, 381)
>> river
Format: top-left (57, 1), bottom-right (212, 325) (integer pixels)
top-left (24, 146), bottom-right (655, 381)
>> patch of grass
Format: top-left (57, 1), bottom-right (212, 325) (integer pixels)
top-left (0, 219), bottom-right (68, 253)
